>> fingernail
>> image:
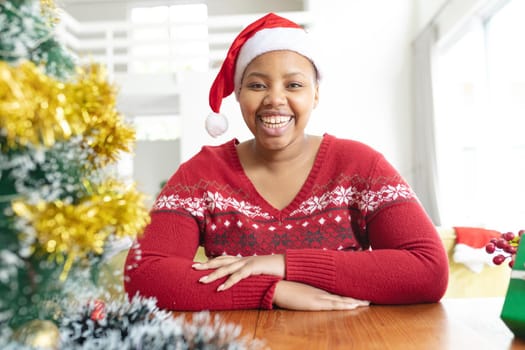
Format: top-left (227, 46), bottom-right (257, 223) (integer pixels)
top-left (199, 276), bottom-right (208, 282)
top-left (192, 263), bottom-right (201, 268)
top-left (217, 284), bottom-right (225, 292)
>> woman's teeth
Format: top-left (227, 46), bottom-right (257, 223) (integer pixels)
top-left (259, 116), bottom-right (292, 128)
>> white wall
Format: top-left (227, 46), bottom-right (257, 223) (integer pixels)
top-left (133, 139), bottom-right (181, 205)
top-left (301, 0), bottom-right (416, 182)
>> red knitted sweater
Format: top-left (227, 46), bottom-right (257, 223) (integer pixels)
top-left (124, 134), bottom-right (449, 310)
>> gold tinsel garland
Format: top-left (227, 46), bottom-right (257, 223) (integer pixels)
top-left (0, 60), bottom-right (135, 166)
top-left (12, 180), bottom-right (151, 280)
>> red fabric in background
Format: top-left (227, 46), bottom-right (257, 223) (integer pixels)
top-left (454, 226), bottom-right (501, 248)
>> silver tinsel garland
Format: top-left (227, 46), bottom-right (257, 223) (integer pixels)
top-left (0, 295), bottom-right (266, 349)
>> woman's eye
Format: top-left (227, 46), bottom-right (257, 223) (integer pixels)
top-left (288, 82), bottom-right (303, 88)
top-left (248, 83), bottom-right (266, 89)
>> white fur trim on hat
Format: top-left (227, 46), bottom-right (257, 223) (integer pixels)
top-left (234, 27), bottom-right (318, 95)
top-left (205, 112), bottom-right (228, 138)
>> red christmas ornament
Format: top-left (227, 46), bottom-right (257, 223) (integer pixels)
top-left (90, 299), bottom-right (106, 321)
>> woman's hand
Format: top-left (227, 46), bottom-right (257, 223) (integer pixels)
top-left (192, 254), bottom-right (285, 291)
top-left (273, 280), bottom-right (370, 311)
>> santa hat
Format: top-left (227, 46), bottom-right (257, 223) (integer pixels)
top-left (205, 12), bottom-right (320, 137)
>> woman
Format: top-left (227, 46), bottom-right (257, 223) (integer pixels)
top-left (124, 13), bottom-right (449, 311)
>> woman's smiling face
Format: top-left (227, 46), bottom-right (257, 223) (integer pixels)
top-left (237, 50), bottom-right (319, 151)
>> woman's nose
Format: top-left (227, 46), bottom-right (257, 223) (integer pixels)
top-left (263, 88), bottom-right (286, 106)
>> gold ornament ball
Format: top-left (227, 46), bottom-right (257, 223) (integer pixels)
top-left (12, 320), bottom-right (61, 350)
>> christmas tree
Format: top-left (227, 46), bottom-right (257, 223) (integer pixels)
top-left (0, 1), bottom-right (263, 348)
top-left (1, 0), bottom-right (149, 331)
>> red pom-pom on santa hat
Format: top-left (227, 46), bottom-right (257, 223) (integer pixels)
top-left (206, 13), bottom-right (320, 138)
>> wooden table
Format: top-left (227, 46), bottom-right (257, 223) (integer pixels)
top-left (176, 298), bottom-right (525, 349)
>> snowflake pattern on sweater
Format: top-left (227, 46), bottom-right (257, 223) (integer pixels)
top-left (153, 184), bottom-right (413, 218)
top-left (153, 191), bottom-right (273, 219)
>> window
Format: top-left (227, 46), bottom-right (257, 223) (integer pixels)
top-left (433, 0), bottom-right (525, 231)
top-left (129, 3), bottom-right (209, 73)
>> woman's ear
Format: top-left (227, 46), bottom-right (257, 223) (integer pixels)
top-left (313, 84), bottom-right (319, 109)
